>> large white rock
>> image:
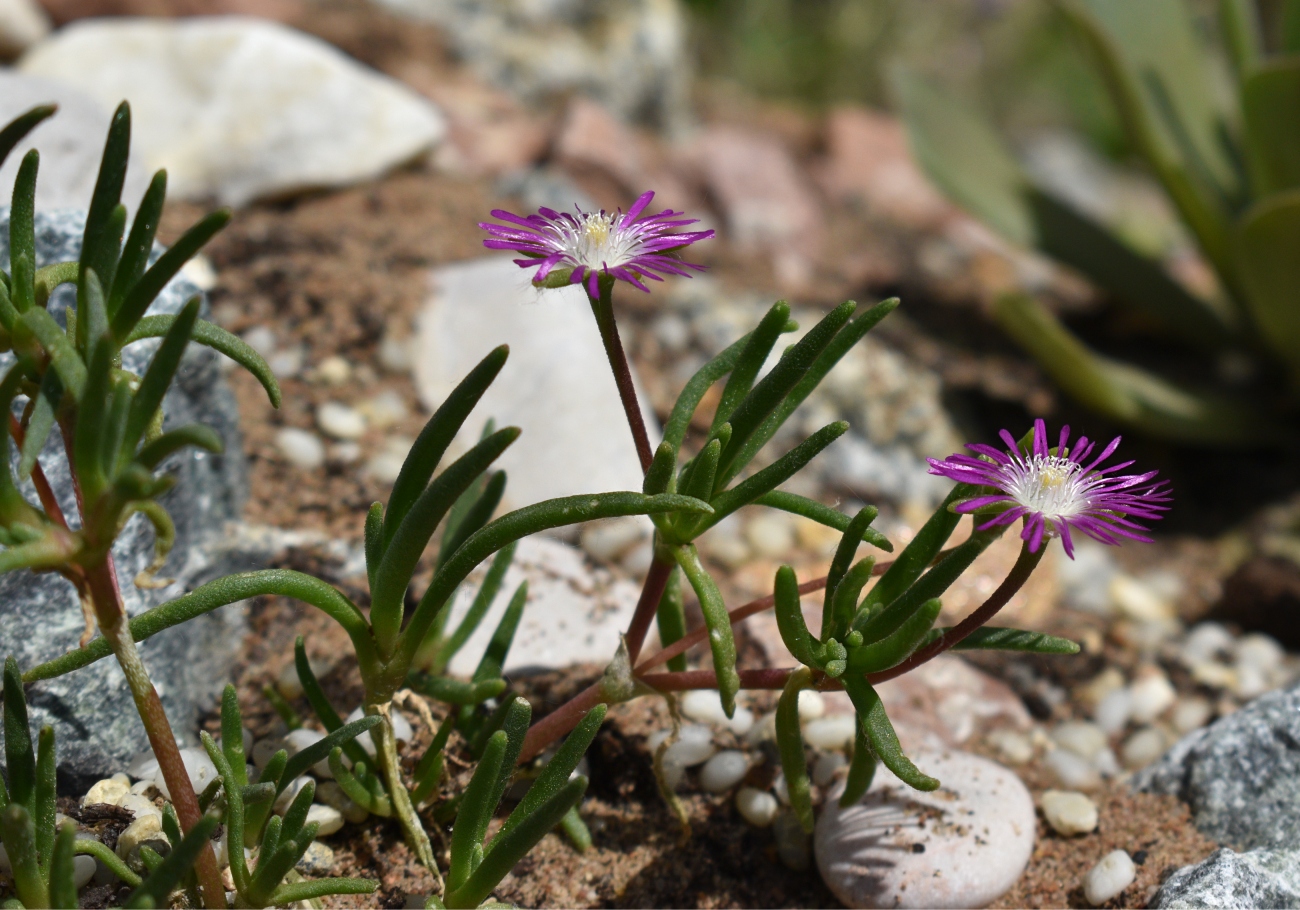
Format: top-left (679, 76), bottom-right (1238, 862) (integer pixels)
top-left (0, 72), bottom-right (154, 212)
top-left (442, 535), bottom-right (640, 676)
top-left (413, 255), bottom-right (659, 511)
top-left (816, 750), bottom-right (1035, 909)
top-left (0, 0), bottom-right (49, 61)
top-left (19, 17), bottom-right (446, 206)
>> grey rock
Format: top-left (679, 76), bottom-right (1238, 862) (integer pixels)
top-left (0, 72), bottom-right (153, 213)
top-left (372, 0), bottom-right (691, 131)
top-left (0, 209), bottom-right (249, 793)
top-left (1134, 681), bottom-right (1300, 850)
top-left (1151, 847), bottom-right (1300, 909)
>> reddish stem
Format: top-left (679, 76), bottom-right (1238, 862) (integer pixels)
top-left (624, 556), bottom-right (674, 665)
top-left (9, 414), bottom-right (69, 529)
top-left (519, 682), bottom-right (604, 764)
top-left (589, 281), bottom-right (653, 472)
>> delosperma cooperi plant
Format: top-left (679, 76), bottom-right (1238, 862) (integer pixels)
top-left (3, 99), bottom-right (1169, 908)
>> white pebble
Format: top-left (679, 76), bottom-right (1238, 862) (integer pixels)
top-left (664, 736), bottom-right (716, 770)
top-left (773, 771), bottom-right (790, 805)
top-left (1084, 850), bottom-right (1136, 906)
top-left (357, 389), bottom-right (408, 429)
top-left (804, 715), bottom-right (855, 752)
top-left (241, 326), bottom-right (277, 357)
top-left (83, 774), bottom-right (131, 807)
top-left (618, 541), bottom-right (655, 577)
top-left (680, 690), bottom-right (732, 727)
top-left (74, 854), bottom-right (96, 889)
top-left (1093, 688), bottom-right (1132, 736)
top-left (118, 794), bottom-right (161, 820)
top-left (1053, 721), bottom-right (1107, 760)
top-left (378, 332), bottom-right (413, 373)
top-left (180, 254), bottom-right (218, 291)
top-left (744, 712), bottom-right (777, 747)
top-left (276, 427), bottom-right (325, 470)
top-left (1172, 697), bottom-right (1213, 734)
top-left (580, 517), bottom-right (648, 563)
top-left (813, 751), bottom-right (847, 788)
top-left (1041, 789), bottom-right (1098, 836)
top-left (736, 786), bottom-right (779, 827)
top-left (1109, 574), bottom-right (1174, 622)
top-left (274, 776), bottom-right (313, 815)
top-left (986, 730), bottom-right (1033, 765)
top-left (1129, 667), bottom-right (1176, 722)
top-left (699, 750), bottom-right (749, 793)
top-left (317, 781), bottom-right (369, 824)
top-left (366, 437), bottom-right (412, 484)
top-left (276, 660), bottom-right (305, 700)
top-left (306, 804), bottom-right (345, 836)
top-left (1121, 727), bottom-right (1166, 770)
top-left (346, 706), bottom-right (411, 753)
top-left (329, 441), bottom-right (362, 464)
top-left (1232, 661), bottom-right (1271, 700)
top-left (1094, 747), bottom-right (1121, 777)
top-left (1182, 622), bottom-right (1234, 664)
top-left (745, 513), bottom-right (795, 559)
top-left (116, 814), bottom-right (167, 863)
top-left (127, 750), bottom-right (160, 781)
top-left (797, 690), bottom-right (826, 722)
top-left (315, 355), bottom-right (353, 386)
top-left (252, 737), bottom-right (284, 770)
top-left (268, 346), bottom-right (304, 379)
top-left (1077, 667), bottom-right (1126, 709)
top-left (283, 728), bottom-right (334, 778)
top-left (1190, 659), bottom-right (1237, 690)
top-left (317, 402), bottom-right (366, 440)
top-left (1235, 633), bottom-right (1284, 673)
top-left (1044, 748), bottom-right (1101, 790)
top-left (725, 706), bottom-right (755, 737)
top-left (130, 779), bottom-right (156, 797)
top-left (153, 749), bottom-right (218, 800)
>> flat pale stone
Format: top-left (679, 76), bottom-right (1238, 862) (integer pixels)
top-left (443, 535), bottom-right (641, 676)
top-left (20, 17), bottom-right (445, 206)
top-left (413, 256), bottom-right (658, 512)
top-left (816, 750), bottom-right (1035, 909)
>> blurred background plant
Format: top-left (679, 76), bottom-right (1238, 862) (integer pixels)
top-left (892, 0), bottom-right (1300, 446)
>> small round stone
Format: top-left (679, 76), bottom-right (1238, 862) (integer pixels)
top-left (1235, 633), bottom-right (1284, 674)
top-left (744, 712), bottom-right (777, 747)
top-left (699, 750), bottom-right (749, 793)
top-left (985, 730), bottom-right (1033, 765)
top-left (73, 853), bottom-right (96, 889)
top-left (154, 748), bottom-right (218, 800)
top-left (357, 389), bottom-right (409, 430)
top-left (83, 774), bottom-right (131, 807)
top-left (317, 402), bottom-right (366, 440)
top-left (803, 715), bottom-right (855, 752)
top-left (1044, 747), bottom-right (1102, 790)
top-left (1040, 789), bottom-right (1098, 836)
top-left (663, 735), bottom-right (716, 770)
top-left (241, 325), bottom-right (276, 357)
top-left (1093, 688), bottom-right (1132, 736)
top-left (1053, 721), bottom-right (1107, 760)
top-left (736, 786), bottom-right (779, 827)
top-left (275, 427), bottom-right (325, 470)
top-left (315, 355), bottom-right (352, 386)
top-left (274, 776), bottom-right (313, 815)
top-left (1171, 696), bottom-right (1213, 734)
top-left (306, 804), bottom-right (345, 836)
top-left (1120, 726), bottom-right (1166, 770)
top-left (797, 690), bottom-right (826, 722)
top-left (1181, 622), bottom-right (1234, 665)
top-left (116, 814), bottom-right (168, 863)
top-left (118, 794), bottom-right (161, 820)
top-left (580, 517), bottom-right (647, 563)
top-left (1129, 667), bottom-right (1176, 723)
top-left (816, 750), bottom-right (1035, 909)
top-left (296, 839), bottom-right (336, 875)
top-left (316, 781), bottom-right (369, 824)
top-left (745, 513), bottom-right (796, 559)
top-left (378, 332), bottom-right (413, 373)
top-left (813, 751), bottom-right (847, 787)
top-left (1084, 850), bottom-right (1136, 906)
top-left (251, 737), bottom-right (284, 770)
top-left (680, 690), bottom-right (732, 727)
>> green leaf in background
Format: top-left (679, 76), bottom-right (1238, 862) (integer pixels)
top-left (1219, 0), bottom-right (1262, 81)
top-left (0, 106), bottom-right (55, 172)
top-left (1242, 61), bottom-right (1300, 197)
top-left (994, 293), bottom-right (1282, 444)
top-left (1235, 190), bottom-right (1300, 386)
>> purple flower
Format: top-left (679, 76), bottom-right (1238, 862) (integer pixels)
top-left (479, 191), bottom-right (714, 298)
top-left (926, 419), bottom-right (1170, 558)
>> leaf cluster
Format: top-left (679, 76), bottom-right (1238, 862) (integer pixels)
top-left (897, 0), bottom-right (1300, 445)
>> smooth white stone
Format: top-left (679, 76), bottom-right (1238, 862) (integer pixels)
top-left (315, 356), bottom-right (352, 386)
top-left (773, 772), bottom-right (790, 805)
top-left (73, 853), bottom-right (96, 889)
top-left (357, 389), bottom-right (408, 430)
top-left (699, 750), bottom-right (749, 793)
top-left (1121, 727), bottom-right (1167, 770)
top-left (1044, 748), bottom-right (1102, 790)
top-left (1093, 688), bottom-right (1133, 735)
top-left (816, 750), bottom-right (1035, 909)
top-left (414, 257), bottom-right (658, 511)
top-left (986, 730), bottom-right (1034, 765)
top-left (316, 781), bottom-right (369, 824)
top-left (663, 736), bottom-right (716, 770)
top-left (378, 332), bottom-right (413, 374)
top-left (153, 749), bottom-right (218, 800)
top-left (274, 776), bottom-right (313, 815)
top-left (1053, 721), bottom-right (1108, 760)
top-left (118, 794), bottom-right (162, 820)
top-left (680, 690), bottom-right (733, 727)
top-left (316, 402), bottom-right (367, 441)
top-left (306, 804), bottom-right (345, 836)
top-left (345, 707), bottom-right (412, 757)
top-left (283, 727), bottom-right (334, 778)
top-left (803, 715), bottom-right (856, 752)
top-left (130, 780), bottom-right (156, 797)
top-left (1235, 633), bottom-right (1285, 673)
top-left (1181, 622), bottom-right (1234, 664)
top-left (20, 17), bottom-right (445, 206)
top-left (1172, 696), bottom-right (1213, 734)
top-left (242, 326), bottom-right (277, 357)
top-left (296, 839), bottom-right (336, 875)
top-left (725, 706), bottom-right (755, 737)
top-left (579, 516), bottom-right (649, 563)
top-left (1040, 789), bottom-right (1098, 836)
top-left (251, 737), bottom-right (284, 770)
top-left (1084, 850), bottom-right (1136, 906)
top-left (0, 0), bottom-right (50, 59)
top-left (1129, 667), bottom-right (1177, 723)
top-left (1232, 661), bottom-right (1271, 699)
top-left (1109, 574), bottom-right (1174, 622)
top-left (1094, 746), bottom-right (1121, 777)
top-left (813, 751), bottom-right (847, 787)
top-left (329, 441), bottom-right (362, 465)
top-left (736, 786), bottom-right (779, 827)
top-left (116, 814), bottom-right (168, 862)
top-left (797, 690), bottom-right (826, 722)
top-left (366, 441), bottom-right (409, 484)
top-left (269, 346), bottom-right (304, 380)
top-left (83, 775), bottom-right (131, 807)
top-left (744, 711), bottom-right (777, 747)
top-left (275, 427), bottom-right (325, 470)
top-left (127, 750), bottom-right (160, 781)
top-left (744, 512), bottom-right (796, 559)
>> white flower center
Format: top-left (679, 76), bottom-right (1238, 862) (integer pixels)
top-left (560, 211), bottom-right (643, 269)
top-left (1005, 455), bottom-right (1091, 518)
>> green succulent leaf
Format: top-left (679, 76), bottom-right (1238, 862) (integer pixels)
top-left (673, 544), bottom-right (739, 716)
top-left (948, 626), bottom-right (1081, 654)
top-left (843, 677), bottom-right (938, 791)
top-left (127, 315), bottom-right (281, 407)
top-left (123, 812), bottom-right (219, 909)
top-left (109, 170), bottom-right (167, 317)
top-left (0, 106), bottom-right (56, 172)
top-left (776, 668), bottom-right (815, 832)
top-left (711, 300), bottom-right (791, 435)
top-left (839, 715), bottom-right (878, 807)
